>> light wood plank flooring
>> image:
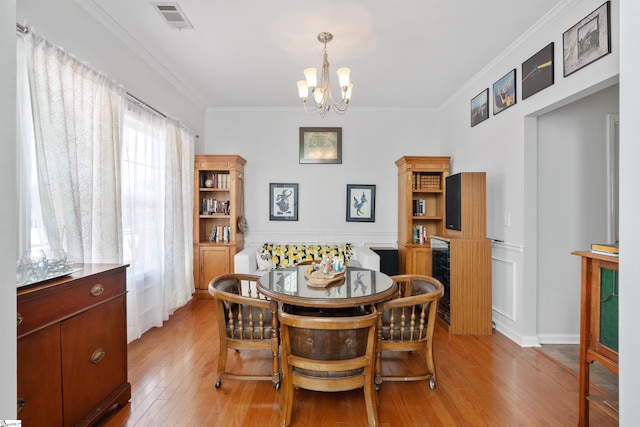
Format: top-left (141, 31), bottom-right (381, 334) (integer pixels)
top-left (96, 298), bottom-right (617, 426)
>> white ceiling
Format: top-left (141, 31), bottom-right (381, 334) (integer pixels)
top-left (77, 0), bottom-right (563, 110)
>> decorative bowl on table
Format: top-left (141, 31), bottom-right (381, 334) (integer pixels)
top-left (304, 269), bottom-right (345, 288)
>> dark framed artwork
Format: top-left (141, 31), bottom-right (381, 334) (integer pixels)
top-left (522, 42), bottom-right (554, 99)
top-left (563, 1), bottom-right (611, 77)
top-left (346, 184), bottom-right (375, 222)
top-left (470, 89), bottom-right (489, 127)
top-left (493, 69), bottom-right (517, 115)
top-left (299, 127), bottom-right (342, 164)
top-left (269, 183), bottom-right (298, 221)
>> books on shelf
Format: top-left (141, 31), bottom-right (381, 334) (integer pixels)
top-left (412, 225), bottom-right (428, 244)
top-left (208, 225), bottom-right (230, 243)
top-left (201, 172), bottom-right (231, 189)
top-left (201, 198), bottom-right (230, 215)
top-left (590, 243), bottom-right (619, 257)
top-left (412, 199), bottom-right (426, 216)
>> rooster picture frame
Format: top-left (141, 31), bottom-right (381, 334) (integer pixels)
top-left (346, 184), bottom-right (375, 222)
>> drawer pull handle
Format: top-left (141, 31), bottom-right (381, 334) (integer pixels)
top-left (91, 348), bottom-right (106, 364)
top-left (90, 284), bottom-right (104, 297)
top-left (17, 397), bottom-right (25, 414)
top-left (17, 312), bottom-right (23, 326)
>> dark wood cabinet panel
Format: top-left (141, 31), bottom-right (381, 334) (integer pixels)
top-left (17, 324), bottom-right (63, 427)
top-left (62, 297), bottom-right (127, 426)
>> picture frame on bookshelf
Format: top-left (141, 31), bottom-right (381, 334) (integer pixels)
top-left (299, 127), bottom-right (342, 164)
top-left (493, 69), bottom-right (517, 115)
top-left (522, 42), bottom-right (554, 99)
top-left (346, 184), bottom-right (376, 222)
top-left (269, 183), bottom-right (298, 221)
top-left (470, 89), bottom-right (489, 127)
top-left (563, 1), bottom-right (611, 77)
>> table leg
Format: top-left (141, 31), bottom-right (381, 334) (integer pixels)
top-left (375, 302), bottom-right (383, 389)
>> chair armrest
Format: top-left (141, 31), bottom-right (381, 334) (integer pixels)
top-left (234, 246), bottom-right (259, 274)
top-left (352, 247), bottom-right (380, 271)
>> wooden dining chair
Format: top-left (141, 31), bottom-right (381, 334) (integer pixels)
top-left (376, 274), bottom-right (444, 390)
top-left (278, 304), bottom-right (379, 427)
top-left (208, 273), bottom-right (280, 389)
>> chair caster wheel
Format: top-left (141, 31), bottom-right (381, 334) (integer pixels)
top-left (429, 378), bottom-right (436, 389)
top-left (274, 381), bottom-right (280, 390)
top-left (215, 379), bottom-right (222, 388)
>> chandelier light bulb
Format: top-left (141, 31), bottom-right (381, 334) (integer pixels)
top-left (297, 80), bottom-right (308, 101)
top-left (313, 88), bottom-right (325, 105)
top-left (336, 67), bottom-right (351, 90)
top-left (303, 68), bottom-right (318, 90)
top-left (344, 83), bottom-right (353, 101)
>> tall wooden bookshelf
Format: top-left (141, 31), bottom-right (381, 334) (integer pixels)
top-left (193, 155), bottom-right (246, 298)
top-left (396, 156), bottom-right (451, 275)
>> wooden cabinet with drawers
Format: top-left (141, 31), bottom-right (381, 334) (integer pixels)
top-left (17, 264), bottom-right (130, 427)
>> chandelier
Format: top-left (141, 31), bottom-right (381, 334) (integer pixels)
top-left (297, 32), bottom-right (353, 117)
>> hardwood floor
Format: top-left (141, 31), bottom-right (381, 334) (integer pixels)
top-left (96, 298), bottom-right (617, 426)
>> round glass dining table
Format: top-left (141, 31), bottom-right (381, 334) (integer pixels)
top-left (256, 265), bottom-right (397, 388)
top-left (256, 265), bottom-right (397, 308)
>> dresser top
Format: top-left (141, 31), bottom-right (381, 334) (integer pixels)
top-left (17, 263), bottom-right (129, 298)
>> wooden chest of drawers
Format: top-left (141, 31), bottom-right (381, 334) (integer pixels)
top-left (17, 264), bottom-right (131, 427)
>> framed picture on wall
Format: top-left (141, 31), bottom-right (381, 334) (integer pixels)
top-left (493, 69), bottom-right (517, 115)
top-left (299, 127), bottom-right (342, 164)
top-left (470, 89), bottom-right (489, 127)
top-left (563, 1), bottom-right (611, 77)
top-left (522, 42), bottom-right (554, 99)
top-left (269, 183), bottom-right (298, 221)
top-left (346, 184), bottom-right (375, 222)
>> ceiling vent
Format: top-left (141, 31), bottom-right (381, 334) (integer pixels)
top-left (152, 2), bottom-right (193, 30)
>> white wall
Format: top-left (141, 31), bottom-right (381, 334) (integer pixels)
top-left (1, 0), bottom-right (17, 418)
top-left (619, 0), bottom-right (640, 423)
top-left (205, 107), bottom-right (440, 247)
top-left (437, 0), bottom-right (620, 346)
top-left (537, 85), bottom-right (619, 342)
top-left (17, 0), bottom-right (205, 143)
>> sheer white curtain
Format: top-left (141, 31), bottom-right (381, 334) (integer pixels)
top-left (25, 31), bottom-right (124, 263)
top-left (18, 30), bottom-right (195, 343)
top-left (122, 103), bottom-right (195, 341)
top-left (162, 119), bottom-right (195, 318)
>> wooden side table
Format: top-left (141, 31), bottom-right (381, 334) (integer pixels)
top-left (572, 251), bottom-right (619, 426)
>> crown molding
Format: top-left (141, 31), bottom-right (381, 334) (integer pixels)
top-left (437, 0), bottom-right (582, 113)
top-left (76, 0), bottom-right (208, 110)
